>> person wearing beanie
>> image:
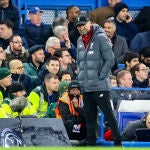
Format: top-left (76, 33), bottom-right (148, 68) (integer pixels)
top-left (55, 80), bottom-right (86, 141)
top-left (0, 67), bottom-right (12, 105)
top-left (23, 44), bottom-right (45, 78)
top-left (58, 80), bottom-right (69, 97)
top-left (114, 2), bottom-right (139, 46)
top-left (0, 81), bottom-right (34, 118)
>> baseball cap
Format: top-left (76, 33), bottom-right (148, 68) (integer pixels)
top-left (75, 13), bottom-right (90, 27)
top-left (28, 45), bottom-right (44, 55)
top-left (68, 80), bottom-right (81, 91)
top-left (29, 7), bottom-right (43, 14)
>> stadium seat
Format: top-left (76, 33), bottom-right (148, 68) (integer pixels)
top-left (117, 112), bottom-right (145, 132)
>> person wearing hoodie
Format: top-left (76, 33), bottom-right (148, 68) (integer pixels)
top-left (76, 13), bottom-right (122, 146)
top-left (0, 0), bottom-right (20, 32)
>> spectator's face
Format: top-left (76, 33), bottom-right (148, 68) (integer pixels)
top-left (126, 58), bottom-right (139, 68)
top-left (69, 88), bottom-right (80, 97)
top-left (14, 90), bottom-right (26, 97)
top-left (32, 49), bottom-right (45, 64)
top-left (146, 114), bottom-right (150, 129)
top-left (143, 57), bottom-right (150, 68)
top-left (119, 73), bottom-right (133, 88)
top-left (110, 79), bottom-right (117, 87)
top-left (0, 47), bottom-right (6, 60)
top-left (61, 51), bottom-right (72, 64)
top-left (68, 7), bottom-right (80, 21)
top-left (135, 64), bottom-right (149, 81)
top-left (10, 60), bottom-right (24, 74)
top-left (61, 74), bottom-right (72, 83)
top-left (10, 36), bottom-right (23, 52)
top-left (117, 8), bottom-right (128, 22)
top-left (77, 21), bottom-right (91, 36)
top-left (0, 75), bottom-right (12, 88)
top-left (104, 22), bottom-right (116, 39)
top-left (0, 24), bottom-right (12, 39)
top-left (46, 60), bottom-right (60, 75)
top-left (29, 12), bottom-right (43, 26)
top-left (108, 0), bottom-right (120, 7)
top-left (47, 42), bottom-right (60, 56)
top-left (45, 77), bottom-right (59, 92)
top-left (0, 0), bottom-right (9, 8)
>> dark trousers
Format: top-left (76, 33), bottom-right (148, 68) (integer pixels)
top-left (83, 91), bottom-right (121, 145)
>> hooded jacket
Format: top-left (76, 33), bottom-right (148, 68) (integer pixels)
top-left (77, 24), bottom-right (115, 92)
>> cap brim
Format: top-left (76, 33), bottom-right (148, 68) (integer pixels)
top-left (76, 22), bottom-right (87, 27)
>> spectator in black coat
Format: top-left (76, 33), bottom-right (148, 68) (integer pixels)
top-left (9, 59), bottom-right (36, 95)
top-left (0, 0), bottom-right (20, 32)
top-left (20, 7), bottom-right (52, 48)
top-left (122, 112), bottom-right (150, 141)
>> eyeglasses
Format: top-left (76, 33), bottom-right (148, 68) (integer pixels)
top-left (138, 68), bottom-right (149, 72)
top-left (15, 66), bottom-right (24, 70)
top-left (50, 47), bottom-right (61, 51)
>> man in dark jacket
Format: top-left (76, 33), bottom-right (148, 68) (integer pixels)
top-left (122, 112), bottom-right (150, 141)
top-left (56, 80), bottom-right (86, 140)
top-left (0, 0), bottom-right (20, 32)
top-left (76, 13), bottom-right (122, 146)
top-left (114, 2), bottom-right (139, 46)
top-left (20, 7), bottom-right (51, 48)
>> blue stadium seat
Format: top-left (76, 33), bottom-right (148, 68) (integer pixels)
top-left (117, 112), bottom-right (145, 132)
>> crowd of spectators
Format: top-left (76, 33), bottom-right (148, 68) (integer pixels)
top-left (0, 0), bottom-right (150, 145)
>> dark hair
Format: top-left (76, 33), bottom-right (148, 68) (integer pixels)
top-left (0, 19), bottom-right (14, 30)
top-left (53, 49), bottom-right (68, 58)
top-left (139, 46), bottom-right (150, 58)
top-left (66, 5), bottom-right (77, 17)
top-left (9, 34), bottom-right (21, 43)
top-left (123, 52), bottom-right (139, 65)
top-left (44, 73), bottom-right (58, 82)
top-left (58, 70), bottom-right (72, 81)
top-left (130, 63), bottom-right (141, 77)
top-left (46, 56), bottom-right (59, 65)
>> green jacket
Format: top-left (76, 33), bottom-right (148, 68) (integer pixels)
top-left (28, 84), bottom-right (59, 118)
top-left (23, 62), bottom-right (45, 78)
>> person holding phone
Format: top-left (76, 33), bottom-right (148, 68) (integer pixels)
top-left (114, 2), bottom-right (139, 46)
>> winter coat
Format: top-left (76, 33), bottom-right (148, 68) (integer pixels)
top-left (0, 0), bottom-right (20, 31)
top-left (77, 24), bottom-right (115, 92)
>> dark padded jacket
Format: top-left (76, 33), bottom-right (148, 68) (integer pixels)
top-left (77, 24), bottom-right (115, 92)
top-left (0, 0), bottom-right (20, 31)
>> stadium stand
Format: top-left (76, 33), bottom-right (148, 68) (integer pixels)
top-left (12, 0), bottom-right (150, 24)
